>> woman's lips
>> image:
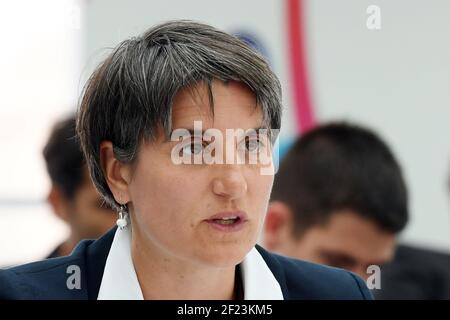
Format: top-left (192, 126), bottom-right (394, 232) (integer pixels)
top-left (205, 211), bottom-right (248, 233)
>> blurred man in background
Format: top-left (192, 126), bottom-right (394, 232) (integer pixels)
top-left (263, 122), bottom-right (409, 280)
top-left (43, 115), bottom-right (116, 258)
top-left (372, 167), bottom-right (450, 299)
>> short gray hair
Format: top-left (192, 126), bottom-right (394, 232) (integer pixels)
top-left (77, 20), bottom-right (283, 210)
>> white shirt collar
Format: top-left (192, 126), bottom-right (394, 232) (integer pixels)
top-left (97, 225), bottom-right (143, 300)
top-left (97, 227), bottom-right (284, 300)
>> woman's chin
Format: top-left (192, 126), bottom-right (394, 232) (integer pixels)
top-left (192, 242), bottom-right (254, 268)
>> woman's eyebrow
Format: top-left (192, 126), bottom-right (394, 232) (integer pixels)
top-left (165, 128), bottom-right (204, 141)
top-left (164, 126), bottom-right (268, 142)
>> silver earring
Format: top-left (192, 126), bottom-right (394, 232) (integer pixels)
top-left (116, 204), bottom-right (128, 229)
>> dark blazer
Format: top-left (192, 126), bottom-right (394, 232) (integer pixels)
top-left (0, 227), bottom-right (372, 300)
top-left (374, 244), bottom-right (450, 300)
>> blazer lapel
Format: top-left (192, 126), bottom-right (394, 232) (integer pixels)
top-left (84, 227), bottom-right (117, 300)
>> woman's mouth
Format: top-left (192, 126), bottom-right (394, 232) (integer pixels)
top-left (205, 211), bottom-right (248, 232)
top-left (214, 216), bottom-right (239, 224)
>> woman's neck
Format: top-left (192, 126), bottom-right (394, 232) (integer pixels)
top-left (131, 231), bottom-right (237, 300)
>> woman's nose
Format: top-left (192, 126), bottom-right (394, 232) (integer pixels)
top-left (211, 165), bottom-right (248, 200)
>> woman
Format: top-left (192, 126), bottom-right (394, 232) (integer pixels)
top-left (0, 21), bottom-right (371, 300)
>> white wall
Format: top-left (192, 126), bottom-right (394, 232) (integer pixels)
top-left (0, 0), bottom-right (83, 266)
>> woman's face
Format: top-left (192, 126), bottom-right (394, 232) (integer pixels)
top-left (127, 81), bottom-right (275, 267)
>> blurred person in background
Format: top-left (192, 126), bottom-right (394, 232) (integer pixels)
top-left (43, 115), bottom-right (116, 258)
top-left (372, 166), bottom-right (450, 299)
top-left (263, 122), bottom-right (409, 281)
top-left (375, 243), bottom-right (450, 299)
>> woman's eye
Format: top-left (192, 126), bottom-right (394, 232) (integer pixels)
top-left (181, 141), bottom-right (204, 155)
top-left (245, 137), bottom-right (263, 153)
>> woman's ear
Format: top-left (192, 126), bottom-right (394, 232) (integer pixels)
top-left (263, 201), bottom-right (294, 251)
top-left (99, 141), bottom-right (132, 204)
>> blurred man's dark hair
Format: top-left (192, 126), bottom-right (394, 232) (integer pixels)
top-left (271, 122), bottom-right (408, 235)
top-left (43, 116), bottom-right (85, 200)
top-left (264, 122), bottom-right (408, 279)
top-left (374, 158), bottom-right (450, 299)
top-left (43, 115), bottom-right (116, 258)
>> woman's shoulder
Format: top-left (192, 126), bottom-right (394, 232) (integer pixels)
top-left (0, 228), bottom-right (117, 300)
top-left (0, 240), bottom-right (93, 300)
top-left (254, 244), bottom-right (373, 300)
top-left (0, 226), bottom-right (118, 300)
